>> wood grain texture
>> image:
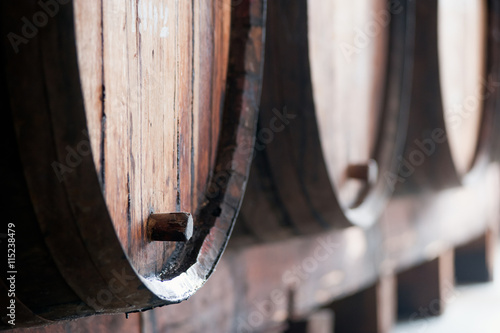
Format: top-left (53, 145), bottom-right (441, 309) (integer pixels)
top-left (2, 0), bottom-right (126, 320)
top-left (4, 1), bottom-right (500, 331)
top-left (396, 0), bottom-right (495, 194)
top-left (2, 0), bottom-right (266, 326)
top-left (78, 0), bottom-right (231, 278)
top-left (235, 0), bottom-right (413, 245)
top-left (0, 31), bottom-right (89, 324)
top-left (9, 166), bottom-right (498, 332)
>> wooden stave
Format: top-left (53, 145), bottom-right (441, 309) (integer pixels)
top-left (1, 1), bottom-right (111, 324)
top-left (86, 0), bottom-right (235, 281)
top-left (0, 43), bottom-right (71, 327)
top-left (1, 0), bottom-right (498, 330)
top-left (233, 0), bottom-right (414, 244)
top-left (1, 0), bottom-right (266, 328)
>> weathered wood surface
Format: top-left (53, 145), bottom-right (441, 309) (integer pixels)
top-left (395, 0), bottom-right (495, 194)
top-left (234, 0), bottom-right (500, 243)
top-left (1, 0), bottom-right (267, 327)
top-left (397, 250), bottom-right (455, 318)
top-left (75, 0), bottom-right (233, 278)
top-left (328, 275), bottom-right (396, 333)
top-left (3, 0), bottom-right (500, 331)
top-left (12, 165), bottom-right (498, 332)
top-left (147, 213), bottom-right (194, 242)
top-left (235, 0), bottom-right (413, 245)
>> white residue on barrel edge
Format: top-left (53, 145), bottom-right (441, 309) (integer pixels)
top-left (131, 0), bottom-right (169, 38)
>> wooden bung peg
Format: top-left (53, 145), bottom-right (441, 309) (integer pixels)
top-left (346, 159), bottom-right (379, 184)
top-left (147, 212), bottom-right (194, 242)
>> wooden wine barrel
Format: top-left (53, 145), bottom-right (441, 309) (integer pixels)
top-left (233, 0), bottom-right (414, 243)
top-left (1, 0), bottom-right (266, 328)
top-left (395, 0), bottom-right (496, 194)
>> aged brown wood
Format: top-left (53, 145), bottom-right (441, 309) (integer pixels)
top-left (139, 253), bottom-right (241, 333)
top-left (1, 19), bottom-right (96, 324)
top-left (88, 0), bottom-right (233, 280)
top-left (1, 0), bottom-right (267, 328)
top-left (234, 0), bottom-right (414, 244)
top-left (397, 250), bottom-right (455, 318)
top-left (395, 0), bottom-right (495, 194)
top-left (10, 168), bottom-right (498, 332)
top-left (327, 275), bottom-right (396, 333)
top-left (148, 213), bottom-right (194, 242)
top-left (12, 313), bottom-right (141, 333)
top-left (3, 1), bottom-right (500, 332)
top-left (346, 161), bottom-right (379, 184)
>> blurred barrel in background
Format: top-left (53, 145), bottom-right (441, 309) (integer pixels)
top-left (234, 0), bottom-right (414, 244)
top-left (395, 0), bottom-right (496, 193)
top-left (1, 0), bottom-right (266, 327)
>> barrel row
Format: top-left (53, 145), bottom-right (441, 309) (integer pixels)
top-left (233, 0), bottom-right (500, 244)
top-left (2, 0), bottom-right (500, 330)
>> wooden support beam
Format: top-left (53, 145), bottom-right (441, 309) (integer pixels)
top-left (455, 228), bottom-right (497, 283)
top-left (327, 275), bottom-right (396, 333)
top-left (397, 250), bottom-right (455, 319)
top-left (285, 309), bottom-right (334, 333)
